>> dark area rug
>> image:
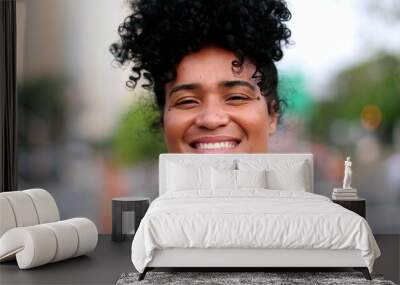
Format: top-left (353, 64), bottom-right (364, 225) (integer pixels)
top-left (116, 271), bottom-right (397, 285)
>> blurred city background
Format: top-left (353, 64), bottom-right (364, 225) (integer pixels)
top-left (16, 0), bottom-right (400, 233)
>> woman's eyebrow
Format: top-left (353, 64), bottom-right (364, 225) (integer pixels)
top-left (218, 80), bottom-right (257, 92)
top-left (168, 80), bottom-right (256, 98)
top-left (168, 83), bottom-right (201, 97)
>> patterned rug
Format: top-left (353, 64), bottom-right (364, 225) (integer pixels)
top-left (116, 271), bottom-right (396, 285)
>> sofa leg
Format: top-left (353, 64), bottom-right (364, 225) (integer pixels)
top-left (354, 267), bottom-right (371, 280)
top-left (138, 268), bottom-right (148, 281)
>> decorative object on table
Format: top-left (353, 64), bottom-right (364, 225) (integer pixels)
top-left (332, 198), bottom-right (366, 218)
top-left (343, 156), bottom-right (352, 189)
top-left (0, 189), bottom-right (98, 269)
top-left (116, 271), bottom-right (395, 285)
top-left (332, 156), bottom-right (359, 200)
top-left (112, 197), bottom-right (150, 242)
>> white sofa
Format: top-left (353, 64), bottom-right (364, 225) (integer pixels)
top-left (0, 189), bottom-right (98, 269)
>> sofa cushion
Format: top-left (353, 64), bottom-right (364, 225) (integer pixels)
top-left (23, 189), bottom-right (60, 224)
top-left (0, 196), bottom-right (17, 237)
top-left (0, 192), bottom-right (39, 227)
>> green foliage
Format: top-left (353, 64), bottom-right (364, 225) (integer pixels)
top-left (112, 95), bottom-right (167, 165)
top-left (17, 77), bottom-right (67, 150)
top-left (278, 72), bottom-right (314, 120)
top-left (309, 53), bottom-right (400, 144)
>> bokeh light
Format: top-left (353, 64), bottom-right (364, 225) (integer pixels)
top-left (360, 104), bottom-right (382, 131)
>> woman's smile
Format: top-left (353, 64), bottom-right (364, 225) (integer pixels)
top-left (187, 135), bottom-right (241, 153)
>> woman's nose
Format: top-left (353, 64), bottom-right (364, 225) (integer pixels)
top-left (194, 101), bottom-right (230, 130)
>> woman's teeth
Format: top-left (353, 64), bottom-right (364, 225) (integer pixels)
top-left (195, 141), bottom-right (237, 150)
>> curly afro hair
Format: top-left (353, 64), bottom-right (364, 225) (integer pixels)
top-left (110, 0), bottom-right (292, 128)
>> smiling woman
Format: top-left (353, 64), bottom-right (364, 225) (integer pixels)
top-left (110, 0), bottom-right (292, 153)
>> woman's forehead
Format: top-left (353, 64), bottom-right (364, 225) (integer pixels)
top-left (166, 45), bottom-right (257, 91)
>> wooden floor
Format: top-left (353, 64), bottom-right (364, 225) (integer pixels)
top-left (0, 235), bottom-right (398, 285)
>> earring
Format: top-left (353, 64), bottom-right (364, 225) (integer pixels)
top-left (257, 96), bottom-right (261, 100)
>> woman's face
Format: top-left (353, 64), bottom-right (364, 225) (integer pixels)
top-left (163, 45), bottom-right (277, 153)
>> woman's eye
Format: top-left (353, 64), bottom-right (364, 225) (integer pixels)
top-left (227, 95), bottom-right (249, 102)
top-left (176, 99), bottom-right (198, 106)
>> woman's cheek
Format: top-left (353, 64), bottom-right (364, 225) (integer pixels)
top-left (163, 110), bottom-right (192, 150)
top-left (236, 105), bottom-right (269, 151)
top-left (238, 103), bottom-right (268, 129)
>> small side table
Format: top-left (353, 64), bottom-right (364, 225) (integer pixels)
top-left (112, 197), bottom-right (150, 242)
top-left (332, 198), bottom-right (366, 218)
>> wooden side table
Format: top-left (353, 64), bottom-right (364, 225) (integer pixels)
top-left (332, 198), bottom-right (366, 218)
top-left (112, 197), bottom-right (150, 242)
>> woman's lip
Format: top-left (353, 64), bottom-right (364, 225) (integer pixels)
top-left (188, 135), bottom-right (241, 145)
